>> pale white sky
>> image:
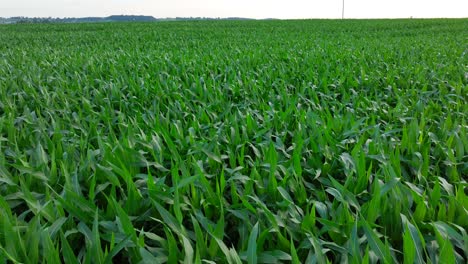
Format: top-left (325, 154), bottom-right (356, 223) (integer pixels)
top-left (1, 0), bottom-right (467, 19)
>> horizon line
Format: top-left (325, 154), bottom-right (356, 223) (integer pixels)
top-left (2, 15), bottom-right (468, 20)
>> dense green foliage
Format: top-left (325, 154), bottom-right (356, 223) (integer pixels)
top-left (0, 19), bottom-right (467, 263)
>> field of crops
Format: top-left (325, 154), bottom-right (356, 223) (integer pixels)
top-left (0, 19), bottom-right (467, 263)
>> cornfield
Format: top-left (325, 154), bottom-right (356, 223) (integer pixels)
top-left (0, 19), bottom-right (467, 263)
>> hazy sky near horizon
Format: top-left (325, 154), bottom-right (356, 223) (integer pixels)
top-left (1, 0), bottom-right (467, 19)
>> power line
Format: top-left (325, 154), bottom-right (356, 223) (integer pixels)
top-left (342, 0), bottom-right (345, 19)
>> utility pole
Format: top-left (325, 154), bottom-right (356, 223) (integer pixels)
top-left (342, 0), bottom-right (345, 19)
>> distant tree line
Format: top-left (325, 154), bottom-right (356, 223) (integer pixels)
top-left (0, 15), bottom-right (255, 24)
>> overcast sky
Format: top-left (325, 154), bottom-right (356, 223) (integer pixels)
top-left (1, 0), bottom-right (467, 19)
